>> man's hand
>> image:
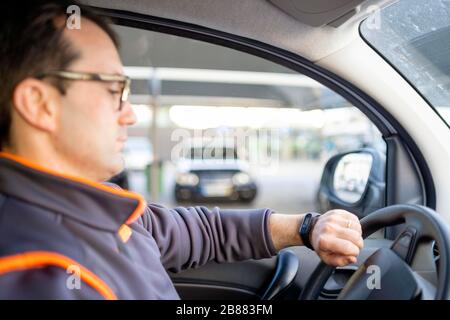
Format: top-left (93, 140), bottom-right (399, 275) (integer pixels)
top-left (310, 209), bottom-right (363, 267)
top-left (269, 209), bottom-right (363, 267)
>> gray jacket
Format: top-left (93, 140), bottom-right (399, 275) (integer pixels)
top-left (0, 153), bottom-right (277, 299)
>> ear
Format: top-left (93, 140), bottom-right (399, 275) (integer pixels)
top-left (12, 78), bottom-right (60, 133)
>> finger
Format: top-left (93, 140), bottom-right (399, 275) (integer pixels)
top-left (329, 213), bottom-right (362, 234)
top-left (345, 255), bottom-right (357, 265)
top-left (335, 226), bottom-right (364, 249)
top-left (319, 235), bottom-right (360, 257)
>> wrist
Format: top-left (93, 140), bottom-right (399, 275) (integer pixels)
top-left (269, 213), bottom-right (304, 251)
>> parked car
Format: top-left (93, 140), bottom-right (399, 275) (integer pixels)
top-left (174, 140), bottom-right (257, 203)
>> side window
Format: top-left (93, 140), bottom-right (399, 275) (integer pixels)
top-left (112, 25), bottom-right (386, 216)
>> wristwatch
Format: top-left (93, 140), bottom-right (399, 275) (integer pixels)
top-left (299, 212), bottom-right (321, 250)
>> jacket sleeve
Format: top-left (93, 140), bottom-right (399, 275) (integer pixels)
top-left (138, 203), bottom-right (278, 272)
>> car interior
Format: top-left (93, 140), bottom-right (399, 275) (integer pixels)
top-left (79, 0), bottom-right (450, 300)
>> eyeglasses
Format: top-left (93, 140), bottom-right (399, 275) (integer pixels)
top-left (37, 71), bottom-right (131, 112)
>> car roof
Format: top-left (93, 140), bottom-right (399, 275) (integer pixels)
top-left (82, 0), bottom-right (395, 62)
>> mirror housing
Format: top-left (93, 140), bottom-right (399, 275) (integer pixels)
top-left (316, 148), bottom-right (385, 218)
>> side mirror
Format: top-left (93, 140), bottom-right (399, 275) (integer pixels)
top-left (316, 148), bottom-right (385, 218)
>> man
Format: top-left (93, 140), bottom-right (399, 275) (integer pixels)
top-left (0, 0), bottom-right (363, 299)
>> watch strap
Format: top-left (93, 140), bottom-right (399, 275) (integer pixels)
top-left (299, 212), bottom-right (321, 250)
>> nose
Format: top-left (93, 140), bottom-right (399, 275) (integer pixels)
top-left (118, 101), bottom-right (136, 126)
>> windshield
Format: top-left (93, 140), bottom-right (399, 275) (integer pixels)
top-left (360, 0), bottom-right (450, 127)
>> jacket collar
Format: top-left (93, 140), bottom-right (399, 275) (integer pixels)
top-left (0, 152), bottom-right (146, 232)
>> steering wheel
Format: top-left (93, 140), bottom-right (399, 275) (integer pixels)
top-left (300, 204), bottom-right (450, 300)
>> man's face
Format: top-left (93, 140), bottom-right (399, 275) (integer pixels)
top-left (54, 18), bottom-right (136, 181)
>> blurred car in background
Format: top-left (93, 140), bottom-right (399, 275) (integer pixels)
top-left (174, 139), bottom-right (257, 203)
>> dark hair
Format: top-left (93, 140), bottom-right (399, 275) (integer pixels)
top-left (0, 0), bottom-right (119, 149)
